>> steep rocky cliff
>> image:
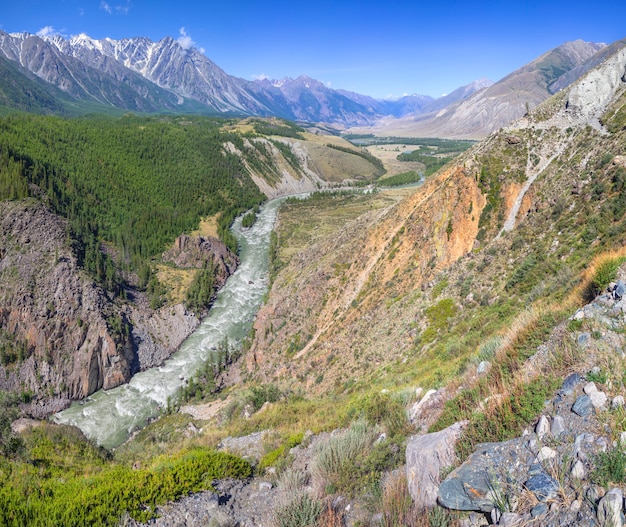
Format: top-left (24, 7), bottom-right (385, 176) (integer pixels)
top-left (0, 200), bottom-right (134, 415)
top-left (0, 201), bottom-right (239, 416)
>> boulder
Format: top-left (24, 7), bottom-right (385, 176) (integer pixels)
top-left (550, 415), bottom-right (566, 437)
top-left (612, 396), bottom-right (625, 409)
top-left (499, 512), bottom-right (522, 526)
top-left (405, 421), bottom-right (467, 508)
top-left (584, 382), bottom-right (608, 408)
top-left (408, 388), bottom-right (437, 423)
top-left (476, 361), bottom-right (491, 375)
top-left (525, 472), bottom-right (560, 502)
top-left (571, 459), bottom-right (586, 480)
top-left (561, 373), bottom-right (582, 395)
top-left (597, 488), bottom-right (624, 527)
top-left (531, 503), bottom-right (548, 517)
top-left (438, 439), bottom-right (519, 512)
top-left (535, 415), bottom-right (550, 439)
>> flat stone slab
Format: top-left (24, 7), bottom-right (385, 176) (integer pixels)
top-left (438, 438), bottom-right (531, 512)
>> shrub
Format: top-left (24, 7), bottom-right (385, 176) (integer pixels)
top-left (313, 420), bottom-right (377, 479)
top-left (580, 251), bottom-right (626, 302)
top-left (311, 419), bottom-right (378, 494)
top-left (476, 336), bottom-right (504, 362)
top-left (592, 447), bottom-right (626, 487)
top-left (455, 377), bottom-right (557, 460)
top-left (586, 256), bottom-right (626, 300)
top-left (274, 492), bottom-right (322, 527)
top-left (381, 471), bottom-right (419, 527)
top-left (0, 446), bottom-right (251, 526)
top-left (0, 391), bottom-right (24, 458)
top-left (278, 468), bottom-right (308, 493)
top-left (247, 384), bottom-right (282, 411)
top-left (360, 392), bottom-right (412, 437)
top-left (259, 432), bottom-right (304, 472)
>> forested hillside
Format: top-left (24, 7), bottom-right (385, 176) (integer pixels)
top-left (0, 114), bottom-right (265, 292)
top-left (0, 112), bottom-right (385, 413)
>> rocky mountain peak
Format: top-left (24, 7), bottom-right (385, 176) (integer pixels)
top-left (557, 38), bottom-right (607, 64)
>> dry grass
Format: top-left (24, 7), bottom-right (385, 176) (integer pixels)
top-left (366, 144), bottom-right (424, 177)
top-left (275, 191), bottom-right (400, 267)
top-left (155, 265), bottom-right (197, 304)
top-left (380, 471), bottom-right (456, 527)
top-left (190, 214), bottom-right (220, 238)
top-left (573, 247), bottom-right (626, 303)
top-left (317, 502), bottom-right (346, 527)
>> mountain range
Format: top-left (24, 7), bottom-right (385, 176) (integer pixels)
top-left (0, 30), bottom-right (617, 136)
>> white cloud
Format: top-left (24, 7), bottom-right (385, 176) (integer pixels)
top-left (177, 27), bottom-right (204, 52)
top-left (252, 73), bottom-right (269, 81)
top-left (36, 25), bottom-right (61, 37)
top-left (177, 27), bottom-right (193, 49)
top-left (100, 1), bottom-right (131, 15)
top-left (325, 81), bottom-right (332, 88)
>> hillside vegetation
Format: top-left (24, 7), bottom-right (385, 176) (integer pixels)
top-left (4, 43), bottom-right (626, 527)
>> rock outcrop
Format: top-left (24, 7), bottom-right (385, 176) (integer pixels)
top-left (0, 201), bottom-right (238, 416)
top-left (406, 421), bottom-right (467, 508)
top-left (163, 233), bottom-right (238, 281)
top-left (0, 200), bottom-right (134, 415)
top-left (434, 288), bottom-right (626, 526)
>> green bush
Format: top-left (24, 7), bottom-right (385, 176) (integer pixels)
top-left (455, 377), bottom-right (557, 460)
top-left (0, 443), bottom-right (251, 526)
top-left (360, 392), bottom-right (412, 437)
top-left (258, 432), bottom-right (304, 472)
top-left (584, 256), bottom-right (626, 301)
top-left (592, 447), bottom-right (626, 487)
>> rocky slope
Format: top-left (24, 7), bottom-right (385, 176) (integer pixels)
top-left (429, 283), bottom-right (626, 526)
top-left (246, 32), bottom-right (626, 404)
top-left (129, 281), bottom-right (626, 526)
top-left (0, 200), bottom-right (134, 414)
top-left (0, 200), bottom-right (239, 416)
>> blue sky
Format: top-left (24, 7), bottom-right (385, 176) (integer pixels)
top-left (2, 0), bottom-right (626, 99)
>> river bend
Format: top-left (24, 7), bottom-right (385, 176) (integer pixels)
top-left (53, 198), bottom-right (284, 449)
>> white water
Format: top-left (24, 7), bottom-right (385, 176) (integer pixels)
top-left (52, 198), bottom-right (285, 449)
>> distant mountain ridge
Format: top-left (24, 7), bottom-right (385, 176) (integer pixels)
top-left (359, 39), bottom-right (610, 138)
top-left (0, 30), bottom-right (488, 126)
top-left (0, 30), bottom-right (615, 136)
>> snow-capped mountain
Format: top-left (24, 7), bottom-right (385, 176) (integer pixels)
top-left (1, 30), bottom-right (605, 135)
top-left (0, 30), bottom-right (402, 124)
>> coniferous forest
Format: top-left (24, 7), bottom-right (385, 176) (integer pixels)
top-left (0, 114), bottom-right (266, 292)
